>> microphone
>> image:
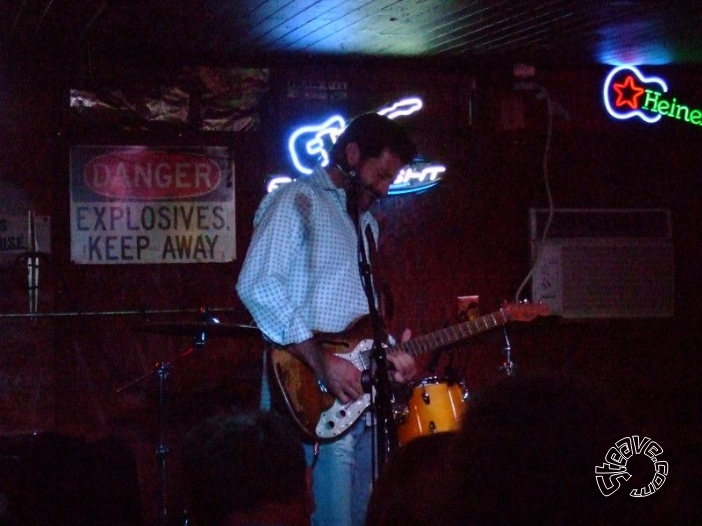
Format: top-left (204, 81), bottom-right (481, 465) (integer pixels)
top-left (332, 163), bottom-right (356, 179)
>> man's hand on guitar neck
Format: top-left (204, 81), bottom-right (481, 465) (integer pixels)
top-left (289, 338), bottom-right (364, 404)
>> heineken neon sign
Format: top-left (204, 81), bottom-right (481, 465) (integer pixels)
top-left (604, 65), bottom-right (702, 126)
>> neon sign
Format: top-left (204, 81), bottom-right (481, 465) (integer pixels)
top-left (604, 66), bottom-right (702, 126)
top-left (377, 97), bottom-right (423, 119)
top-left (266, 175), bottom-right (294, 193)
top-left (287, 115), bottom-right (346, 176)
top-left (389, 162), bottom-right (445, 195)
top-left (281, 97), bottom-right (444, 195)
top-left (266, 163), bottom-right (445, 196)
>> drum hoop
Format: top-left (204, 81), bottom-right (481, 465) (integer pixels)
top-left (414, 375), bottom-right (464, 388)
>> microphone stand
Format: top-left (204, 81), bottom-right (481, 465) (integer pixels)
top-left (500, 327), bottom-right (518, 377)
top-left (356, 221), bottom-right (397, 469)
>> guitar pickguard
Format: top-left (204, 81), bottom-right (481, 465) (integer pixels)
top-left (315, 338), bottom-right (374, 439)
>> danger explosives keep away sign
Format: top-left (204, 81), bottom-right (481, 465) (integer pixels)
top-left (70, 146), bottom-right (236, 264)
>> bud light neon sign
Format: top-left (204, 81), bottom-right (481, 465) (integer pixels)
top-left (287, 115), bottom-right (346, 176)
top-left (281, 97), bottom-right (445, 195)
top-left (390, 161), bottom-right (445, 195)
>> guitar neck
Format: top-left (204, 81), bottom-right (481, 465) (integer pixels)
top-left (389, 309), bottom-right (509, 358)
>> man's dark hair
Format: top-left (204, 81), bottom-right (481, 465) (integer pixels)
top-left (330, 112), bottom-right (417, 167)
top-left (181, 410), bottom-right (307, 526)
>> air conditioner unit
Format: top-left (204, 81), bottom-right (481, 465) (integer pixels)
top-left (530, 209), bottom-right (674, 318)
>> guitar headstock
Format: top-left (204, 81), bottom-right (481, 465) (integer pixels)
top-left (501, 301), bottom-right (551, 322)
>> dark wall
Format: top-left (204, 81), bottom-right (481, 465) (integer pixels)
top-left (1, 58), bottom-right (699, 523)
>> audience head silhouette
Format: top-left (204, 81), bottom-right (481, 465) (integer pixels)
top-left (181, 410), bottom-right (311, 526)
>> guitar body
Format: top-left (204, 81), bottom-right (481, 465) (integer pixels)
top-left (268, 316), bottom-right (377, 442)
top-left (268, 302), bottom-right (549, 441)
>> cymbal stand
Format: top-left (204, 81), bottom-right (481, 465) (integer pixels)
top-left (117, 328), bottom-right (207, 526)
top-left (154, 360), bottom-right (171, 526)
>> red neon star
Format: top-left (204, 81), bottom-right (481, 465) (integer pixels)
top-left (612, 75), bottom-right (645, 110)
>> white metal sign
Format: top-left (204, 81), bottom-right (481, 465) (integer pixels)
top-left (70, 146), bottom-right (235, 264)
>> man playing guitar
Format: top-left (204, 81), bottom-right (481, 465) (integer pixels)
top-left (237, 112), bottom-right (418, 526)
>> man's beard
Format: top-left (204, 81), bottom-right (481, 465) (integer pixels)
top-left (350, 178), bottom-right (381, 214)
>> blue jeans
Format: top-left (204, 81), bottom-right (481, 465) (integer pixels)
top-left (305, 419), bottom-right (374, 526)
top-left (261, 353), bottom-right (374, 526)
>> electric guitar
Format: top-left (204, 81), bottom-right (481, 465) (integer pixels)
top-left (268, 302), bottom-right (550, 441)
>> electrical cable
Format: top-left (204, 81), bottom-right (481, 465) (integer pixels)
top-left (513, 85), bottom-right (556, 304)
